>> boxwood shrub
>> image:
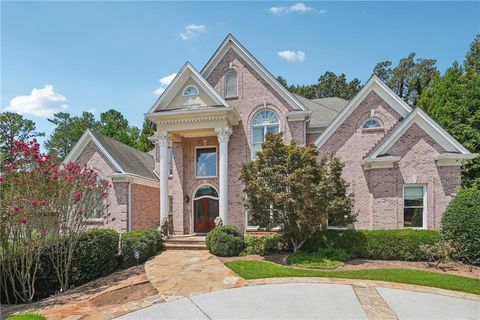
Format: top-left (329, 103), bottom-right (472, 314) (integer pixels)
top-left (442, 188), bottom-right (480, 265)
top-left (121, 228), bottom-right (163, 268)
top-left (302, 229), bottom-right (441, 261)
top-left (206, 225), bottom-right (244, 257)
top-left (241, 234), bottom-right (289, 256)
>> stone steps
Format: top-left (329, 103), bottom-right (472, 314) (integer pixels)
top-left (164, 236), bottom-right (207, 250)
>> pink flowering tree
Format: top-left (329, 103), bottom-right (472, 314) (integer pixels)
top-left (0, 140), bottom-right (109, 303)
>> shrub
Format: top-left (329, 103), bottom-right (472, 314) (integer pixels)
top-left (442, 188), bottom-right (480, 265)
top-left (206, 225), bottom-right (244, 257)
top-left (241, 234), bottom-right (289, 256)
top-left (70, 228), bottom-right (119, 285)
top-left (419, 241), bottom-right (454, 267)
top-left (302, 229), bottom-right (441, 261)
top-left (121, 228), bottom-right (162, 268)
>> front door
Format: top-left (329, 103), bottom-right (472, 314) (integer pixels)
top-left (194, 198), bottom-right (219, 233)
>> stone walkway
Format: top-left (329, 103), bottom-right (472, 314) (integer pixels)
top-left (145, 250), bottom-right (247, 301)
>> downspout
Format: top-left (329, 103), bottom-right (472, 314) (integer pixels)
top-left (128, 181), bottom-right (132, 231)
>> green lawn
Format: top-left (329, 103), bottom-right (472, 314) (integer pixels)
top-left (225, 260), bottom-right (480, 295)
top-left (5, 314), bottom-right (46, 320)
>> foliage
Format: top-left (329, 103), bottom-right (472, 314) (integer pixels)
top-left (302, 229), bottom-right (441, 261)
top-left (0, 112), bottom-right (44, 161)
top-left (287, 247), bottom-right (350, 269)
top-left (441, 188), bottom-right (480, 265)
top-left (241, 234), bottom-right (288, 256)
top-left (97, 109), bottom-right (139, 147)
top-left (277, 71), bottom-right (362, 100)
top-left (206, 225), bottom-right (245, 257)
top-left (70, 228), bottom-right (119, 285)
top-left (120, 228), bottom-right (163, 267)
top-left (45, 112), bottom-right (98, 159)
top-left (0, 140), bottom-right (110, 302)
top-left (419, 241), bottom-right (454, 268)
top-left (5, 314), bottom-right (47, 320)
top-left (373, 52), bottom-right (438, 106)
top-left (225, 260), bottom-right (480, 295)
top-left (241, 133), bottom-right (355, 252)
top-left (418, 35), bottom-right (480, 188)
top-left (136, 119), bottom-right (156, 152)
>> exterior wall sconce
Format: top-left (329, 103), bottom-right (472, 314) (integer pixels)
top-left (184, 194), bottom-right (190, 203)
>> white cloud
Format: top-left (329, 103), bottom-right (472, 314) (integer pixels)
top-left (277, 50), bottom-right (306, 62)
top-left (180, 24), bottom-right (207, 40)
top-left (268, 3), bottom-right (313, 15)
top-left (154, 73), bottom-right (177, 95)
top-left (318, 9), bottom-right (328, 14)
top-left (87, 107), bottom-right (97, 114)
top-left (5, 85), bottom-right (68, 117)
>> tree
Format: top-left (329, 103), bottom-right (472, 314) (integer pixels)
top-left (136, 119), bottom-right (156, 152)
top-left (240, 133), bottom-right (355, 252)
top-left (98, 109), bottom-right (136, 146)
top-left (465, 34), bottom-right (480, 76)
top-left (0, 112), bottom-right (44, 160)
top-left (45, 112), bottom-right (98, 160)
top-left (374, 53), bottom-right (438, 106)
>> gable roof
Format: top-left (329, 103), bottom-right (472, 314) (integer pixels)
top-left (63, 129), bottom-right (158, 181)
top-left (368, 107), bottom-right (475, 159)
top-left (201, 34), bottom-right (307, 111)
top-left (149, 62), bottom-right (230, 113)
top-left (314, 75), bottom-right (413, 147)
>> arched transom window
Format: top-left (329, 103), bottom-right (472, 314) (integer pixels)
top-left (182, 85), bottom-right (199, 96)
top-left (362, 118), bottom-right (383, 129)
top-left (225, 69), bottom-right (238, 97)
top-left (251, 109), bottom-right (280, 158)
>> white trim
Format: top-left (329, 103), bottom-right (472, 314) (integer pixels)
top-left (362, 156), bottom-right (401, 170)
top-left (182, 85), bottom-right (199, 97)
top-left (369, 108), bottom-right (472, 159)
top-left (224, 69), bottom-right (238, 98)
top-left (191, 184), bottom-right (219, 234)
top-left (109, 173), bottom-right (159, 188)
top-left (434, 153), bottom-right (478, 166)
top-left (201, 34), bottom-right (307, 111)
top-left (286, 110), bottom-right (312, 121)
top-left (402, 184), bottom-right (427, 229)
top-left (195, 145), bottom-right (218, 179)
top-left (63, 129), bottom-right (124, 173)
top-left (149, 62), bottom-right (230, 113)
top-left (362, 118), bottom-right (384, 129)
top-left (251, 109), bottom-right (281, 159)
top-left (315, 75), bottom-right (412, 148)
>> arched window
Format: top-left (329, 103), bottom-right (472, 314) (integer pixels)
top-left (182, 85), bottom-right (199, 96)
top-left (193, 184), bottom-right (219, 233)
top-left (225, 69), bottom-right (238, 97)
top-left (251, 109), bottom-right (280, 158)
top-left (194, 184), bottom-right (219, 199)
top-left (362, 118), bottom-right (383, 129)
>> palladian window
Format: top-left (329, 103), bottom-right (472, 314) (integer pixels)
top-left (362, 118), bottom-right (383, 129)
top-left (225, 69), bottom-right (238, 98)
top-left (251, 109), bottom-right (280, 158)
top-left (182, 85), bottom-right (199, 96)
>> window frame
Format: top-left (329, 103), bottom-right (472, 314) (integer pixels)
top-left (194, 146), bottom-right (218, 179)
top-left (182, 85), bottom-right (199, 97)
top-left (224, 69), bottom-right (238, 98)
top-left (361, 118), bottom-right (384, 131)
top-left (251, 109), bottom-right (280, 159)
top-left (403, 185), bottom-right (427, 229)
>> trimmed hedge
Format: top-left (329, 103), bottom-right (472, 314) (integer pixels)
top-left (206, 225), bottom-right (244, 257)
top-left (442, 188), bottom-right (480, 265)
top-left (120, 228), bottom-right (163, 268)
top-left (302, 229), bottom-right (441, 261)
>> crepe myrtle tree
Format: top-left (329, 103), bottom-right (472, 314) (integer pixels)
top-left (0, 140), bottom-right (110, 303)
top-left (241, 133), bottom-right (355, 252)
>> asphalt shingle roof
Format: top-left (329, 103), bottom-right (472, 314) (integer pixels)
top-left (292, 94), bottom-right (349, 128)
top-left (89, 130), bottom-right (157, 180)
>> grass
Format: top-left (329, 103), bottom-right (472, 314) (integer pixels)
top-left (287, 248), bottom-right (350, 269)
top-left (5, 314), bottom-right (46, 320)
top-left (225, 260), bottom-right (480, 295)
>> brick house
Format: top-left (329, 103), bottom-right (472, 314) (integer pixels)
top-left (65, 34), bottom-right (476, 234)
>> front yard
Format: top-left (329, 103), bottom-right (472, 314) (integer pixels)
top-left (225, 260), bottom-right (480, 295)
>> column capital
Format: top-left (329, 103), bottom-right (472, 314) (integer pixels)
top-left (149, 130), bottom-right (169, 147)
top-left (215, 127), bottom-right (233, 144)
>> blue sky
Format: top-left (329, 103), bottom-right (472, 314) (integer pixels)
top-left (1, 1), bottom-right (479, 144)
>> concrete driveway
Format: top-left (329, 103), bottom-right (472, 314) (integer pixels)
top-left (118, 283), bottom-right (480, 320)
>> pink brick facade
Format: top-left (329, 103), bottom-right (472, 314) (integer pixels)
top-left (130, 183), bottom-right (160, 230)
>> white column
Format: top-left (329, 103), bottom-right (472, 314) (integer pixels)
top-left (215, 127), bottom-right (233, 225)
top-left (157, 130), bottom-right (170, 225)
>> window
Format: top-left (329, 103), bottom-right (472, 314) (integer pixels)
top-left (362, 118), bottom-right (383, 129)
top-left (182, 85), bottom-right (199, 96)
top-left (251, 109), bottom-right (280, 158)
top-left (225, 69), bottom-right (238, 97)
top-left (195, 147), bottom-right (217, 178)
top-left (168, 147), bottom-right (173, 176)
top-left (404, 186), bottom-right (426, 228)
top-left (169, 196), bottom-right (173, 213)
